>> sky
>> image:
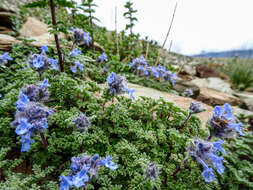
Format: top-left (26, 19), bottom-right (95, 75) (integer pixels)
top-left (76, 0), bottom-right (253, 55)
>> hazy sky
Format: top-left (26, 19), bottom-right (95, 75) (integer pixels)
top-left (76, 0), bottom-right (253, 55)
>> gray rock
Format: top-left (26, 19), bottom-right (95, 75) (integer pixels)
top-left (231, 106), bottom-right (253, 117)
top-left (173, 79), bottom-right (200, 98)
top-left (0, 0), bottom-right (34, 13)
top-left (191, 77), bottom-right (234, 94)
top-left (234, 92), bottom-right (253, 111)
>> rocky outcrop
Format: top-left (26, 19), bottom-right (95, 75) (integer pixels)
top-left (191, 77), bottom-right (234, 94)
top-left (0, 34), bottom-right (17, 51)
top-left (234, 92), bottom-right (253, 111)
top-left (0, 0), bottom-right (34, 13)
top-left (196, 87), bottom-right (243, 106)
top-left (20, 17), bottom-right (49, 37)
top-left (196, 64), bottom-right (228, 79)
top-left (173, 79), bottom-right (200, 98)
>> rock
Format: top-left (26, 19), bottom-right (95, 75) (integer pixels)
top-left (234, 92), bottom-right (253, 111)
top-left (20, 17), bottom-right (49, 37)
top-left (196, 87), bottom-right (243, 106)
top-left (231, 106), bottom-right (253, 117)
top-left (179, 64), bottom-right (196, 76)
top-left (0, 26), bottom-right (12, 34)
top-left (0, 34), bottom-right (17, 51)
top-left (0, 0), bottom-right (34, 13)
top-left (196, 64), bottom-right (228, 79)
top-left (125, 83), bottom-right (213, 128)
top-left (0, 11), bottom-right (15, 28)
top-left (173, 79), bottom-right (200, 98)
top-left (93, 41), bottom-right (105, 53)
top-left (191, 77), bottom-right (234, 94)
top-left (245, 87), bottom-right (253, 93)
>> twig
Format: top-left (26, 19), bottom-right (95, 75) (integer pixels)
top-left (145, 42), bottom-right (150, 60)
top-left (180, 113), bottom-right (192, 129)
top-left (155, 2), bottom-right (178, 66)
top-left (49, 0), bottom-right (64, 72)
top-left (115, 6), bottom-right (119, 56)
top-left (40, 132), bottom-right (48, 149)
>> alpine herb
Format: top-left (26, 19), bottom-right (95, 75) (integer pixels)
top-left (146, 162), bottom-right (159, 181)
top-left (187, 139), bottom-right (226, 182)
top-left (73, 112), bottom-right (90, 131)
top-left (207, 103), bottom-right (245, 138)
top-left (59, 154), bottom-right (118, 190)
top-left (71, 27), bottom-right (91, 46)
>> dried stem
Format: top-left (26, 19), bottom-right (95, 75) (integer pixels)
top-left (115, 6), bottom-right (119, 56)
top-left (145, 42), bottom-right (150, 60)
top-left (49, 0), bottom-right (64, 72)
top-left (40, 132), bottom-right (48, 149)
top-left (181, 113), bottom-right (192, 129)
top-left (155, 2), bottom-right (178, 66)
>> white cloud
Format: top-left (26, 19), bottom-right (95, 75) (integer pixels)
top-left (75, 0), bottom-right (253, 55)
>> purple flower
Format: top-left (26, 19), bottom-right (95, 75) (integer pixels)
top-left (184, 88), bottom-right (193, 97)
top-left (106, 72), bottom-right (128, 96)
top-left (72, 165), bottom-right (89, 188)
top-left (207, 103), bottom-right (245, 138)
top-left (73, 113), bottom-right (90, 131)
top-left (20, 133), bottom-right (34, 152)
top-left (146, 163), bottom-right (159, 181)
top-left (15, 93), bottom-right (30, 112)
top-left (188, 139), bottom-right (226, 182)
top-left (71, 27), bottom-right (91, 46)
top-left (99, 156), bottom-right (118, 170)
top-left (97, 52), bottom-right (108, 63)
top-left (106, 72), bottom-right (115, 84)
top-left (69, 48), bottom-right (82, 57)
top-left (71, 61), bottom-right (83, 73)
top-left (60, 175), bottom-right (73, 190)
top-left (126, 88), bottom-right (135, 100)
top-left (40, 45), bottom-right (48, 54)
top-left (189, 101), bottom-right (205, 114)
top-left (48, 58), bottom-right (59, 71)
top-left (40, 78), bottom-right (50, 89)
top-left (0, 52), bottom-right (12, 65)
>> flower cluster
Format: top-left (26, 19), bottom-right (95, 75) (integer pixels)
top-left (96, 52), bottom-right (108, 63)
top-left (146, 163), bottom-right (159, 181)
top-left (129, 56), bottom-right (177, 86)
top-left (188, 139), bottom-right (226, 182)
top-left (21, 78), bottom-right (50, 102)
top-left (207, 103), bottom-right (245, 138)
top-left (184, 88), bottom-right (194, 97)
top-left (28, 45), bottom-right (59, 72)
top-left (0, 52), bottom-right (12, 66)
top-left (71, 27), bottom-right (91, 46)
top-left (189, 101), bottom-right (205, 114)
top-left (60, 154), bottom-right (118, 190)
top-left (69, 48), bottom-right (84, 73)
top-left (73, 112), bottom-right (90, 132)
top-left (12, 79), bottom-right (53, 152)
top-left (106, 72), bottom-right (135, 100)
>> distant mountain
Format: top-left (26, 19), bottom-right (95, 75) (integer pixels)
top-left (193, 49), bottom-right (253, 58)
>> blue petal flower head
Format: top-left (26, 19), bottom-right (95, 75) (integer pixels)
top-left (107, 72), bottom-right (115, 84)
top-left (40, 45), bottom-right (48, 54)
top-left (99, 156), bottom-right (118, 170)
top-left (76, 61), bottom-right (83, 71)
top-left (188, 139), bottom-right (226, 182)
top-left (83, 32), bottom-right (91, 46)
top-left (70, 65), bottom-right (77, 73)
top-left (15, 93), bottom-right (30, 111)
top-left (146, 162), bottom-right (159, 181)
top-left (202, 167), bottom-right (215, 183)
top-left (73, 113), bottom-right (90, 131)
top-left (48, 58), bottom-right (59, 70)
top-left (69, 48), bottom-right (82, 57)
top-left (15, 118), bottom-right (33, 135)
top-left (126, 88), bottom-right (135, 100)
top-left (40, 78), bottom-right (50, 89)
top-left (21, 82), bottom-right (49, 102)
top-left (72, 165), bottom-right (89, 188)
top-left (0, 52), bottom-right (13, 66)
top-left (184, 88), bottom-right (193, 97)
top-left (189, 101), bottom-right (205, 114)
top-left (164, 71), bottom-right (177, 86)
top-left (97, 52), bottom-right (108, 63)
top-left (208, 103), bottom-right (245, 138)
top-left (71, 61), bottom-right (83, 73)
top-left (20, 133), bottom-right (34, 152)
top-left (60, 175), bottom-right (73, 190)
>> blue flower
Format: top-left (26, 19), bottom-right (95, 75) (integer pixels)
top-left (106, 72), bottom-right (115, 84)
top-left (99, 156), bottom-right (118, 170)
top-left (212, 139), bottom-right (226, 155)
top-left (40, 45), bottom-right (48, 54)
top-left (15, 118), bottom-right (33, 135)
top-left (20, 133), bottom-right (34, 152)
top-left (202, 167), bottom-right (215, 183)
top-left (71, 61), bottom-right (83, 73)
top-left (126, 88), bottom-right (135, 100)
top-left (60, 175), bottom-right (73, 190)
top-left (48, 58), bottom-right (59, 71)
top-left (72, 165), bottom-right (89, 188)
top-left (73, 113), bottom-right (90, 131)
top-left (0, 52), bottom-right (12, 65)
top-left (189, 101), bottom-right (205, 114)
top-left (208, 103), bottom-right (245, 138)
top-left (15, 93), bottom-right (30, 111)
top-left (97, 52), bottom-right (108, 63)
top-left (40, 78), bottom-right (50, 89)
top-left (69, 48), bottom-right (82, 56)
top-left (71, 27), bottom-right (91, 46)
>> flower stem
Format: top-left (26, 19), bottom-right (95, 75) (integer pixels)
top-left (181, 113), bottom-right (192, 129)
top-left (49, 0), bottom-right (64, 72)
top-left (40, 132), bottom-right (48, 149)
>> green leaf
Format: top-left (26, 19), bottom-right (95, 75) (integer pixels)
top-left (24, 0), bottom-right (47, 8)
top-left (56, 0), bottom-right (75, 8)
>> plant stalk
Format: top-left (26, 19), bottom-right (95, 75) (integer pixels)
top-left (40, 132), bottom-right (48, 149)
top-left (49, 0), bottom-right (64, 72)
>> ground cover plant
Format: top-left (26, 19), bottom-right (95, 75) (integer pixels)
top-left (0, 1), bottom-right (253, 189)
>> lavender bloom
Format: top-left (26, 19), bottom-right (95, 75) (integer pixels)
top-left (48, 58), bottom-right (59, 71)
top-left (188, 139), bottom-right (226, 182)
top-left (71, 27), bottom-right (91, 46)
top-left (73, 113), bottom-right (90, 131)
top-left (96, 52), bottom-right (108, 63)
top-left (189, 101), bottom-right (205, 114)
top-left (60, 154), bottom-right (117, 189)
top-left (69, 48), bottom-right (82, 57)
top-left (184, 88), bottom-right (193, 97)
top-left (40, 45), bottom-right (48, 54)
top-left (164, 71), bottom-right (177, 86)
top-left (146, 163), bottom-right (159, 181)
top-left (207, 103), bottom-right (245, 138)
top-left (129, 56), bottom-right (147, 71)
top-left (70, 61), bottom-right (83, 73)
top-left (0, 52), bottom-right (12, 65)
top-left (106, 72), bottom-right (128, 95)
top-left (21, 79), bottom-right (50, 102)
top-left (150, 66), bottom-right (159, 78)
top-left (126, 88), bottom-right (135, 100)
top-left (13, 93), bottom-right (53, 152)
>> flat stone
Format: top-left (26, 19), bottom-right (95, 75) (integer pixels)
top-left (20, 17), bottom-right (49, 37)
top-left (196, 87), bottom-right (243, 106)
top-left (196, 64), bottom-right (228, 79)
top-left (191, 77), bottom-right (234, 94)
top-left (231, 106), bottom-right (253, 117)
top-left (0, 34), bottom-right (17, 51)
top-left (173, 79), bottom-right (200, 98)
top-left (234, 92), bottom-right (253, 111)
